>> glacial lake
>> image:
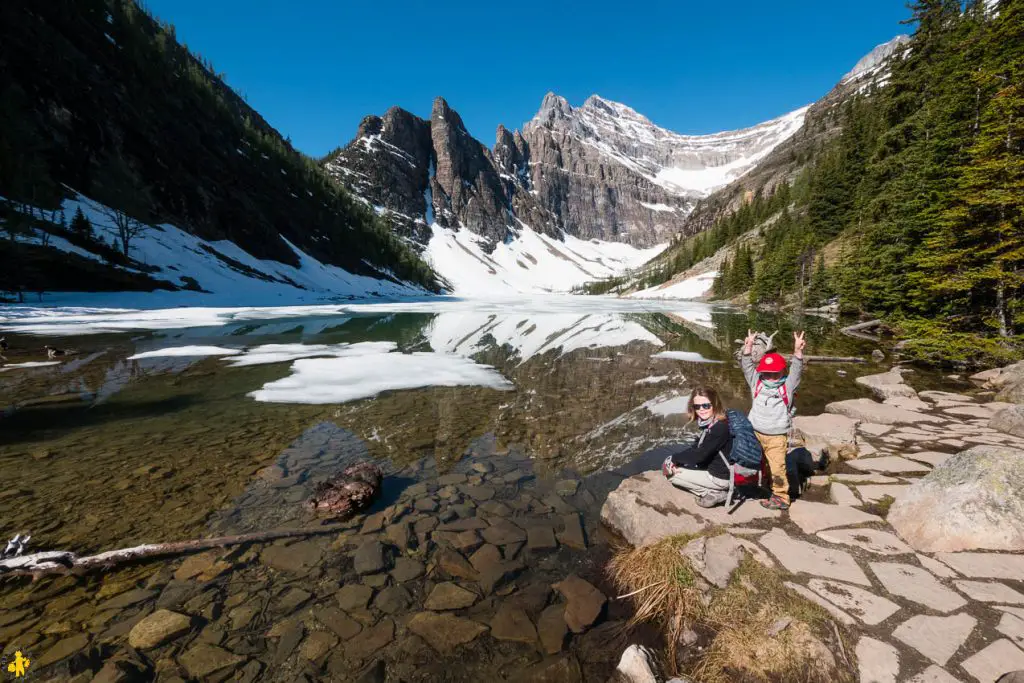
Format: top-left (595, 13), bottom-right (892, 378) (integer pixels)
top-left (0, 297), bottom-right (966, 681)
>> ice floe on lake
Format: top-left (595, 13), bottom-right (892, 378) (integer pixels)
top-left (652, 350), bottom-right (724, 364)
top-left (127, 345), bottom-right (242, 360)
top-left (0, 297), bottom-right (719, 337)
top-left (223, 342), bottom-right (393, 367)
top-left (0, 361), bottom-right (63, 371)
top-left (248, 345), bottom-right (514, 404)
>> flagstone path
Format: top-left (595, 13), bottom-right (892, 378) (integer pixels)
top-left (648, 385), bottom-right (1024, 682)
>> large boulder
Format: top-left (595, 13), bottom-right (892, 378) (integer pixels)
top-left (599, 472), bottom-right (778, 546)
top-left (971, 360), bottom-right (1024, 389)
top-left (971, 360), bottom-right (1024, 403)
top-left (888, 446), bottom-right (1024, 552)
top-left (999, 381), bottom-right (1024, 404)
top-left (990, 405), bottom-right (1024, 438)
top-left (855, 371), bottom-right (919, 400)
top-left (792, 413), bottom-right (859, 459)
top-left (825, 398), bottom-right (944, 425)
top-left (599, 472), bottom-right (706, 546)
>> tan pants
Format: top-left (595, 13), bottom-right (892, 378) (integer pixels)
top-left (756, 432), bottom-right (790, 503)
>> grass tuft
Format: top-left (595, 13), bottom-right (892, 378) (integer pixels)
top-left (608, 535), bottom-right (855, 682)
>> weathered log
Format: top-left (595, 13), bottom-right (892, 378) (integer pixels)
top-left (840, 319), bottom-right (883, 334)
top-left (0, 523), bottom-right (353, 579)
top-left (803, 355), bottom-right (866, 363)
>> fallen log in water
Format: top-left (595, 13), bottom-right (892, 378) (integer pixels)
top-left (803, 355), bottom-right (866, 363)
top-left (840, 319), bottom-right (883, 335)
top-left (0, 523), bottom-right (353, 580)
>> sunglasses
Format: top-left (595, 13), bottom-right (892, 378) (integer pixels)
top-left (693, 402), bottom-right (713, 410)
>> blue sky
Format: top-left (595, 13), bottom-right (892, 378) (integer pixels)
top-left (146, 0), bottom-right (912, 158)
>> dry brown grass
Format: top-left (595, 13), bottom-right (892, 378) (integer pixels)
top-left (608, 534), bottom-right (856, 683)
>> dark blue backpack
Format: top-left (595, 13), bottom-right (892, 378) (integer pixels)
top-left (724, 409), bottom-right (764, 469)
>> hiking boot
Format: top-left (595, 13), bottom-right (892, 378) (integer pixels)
top-left (697, 491), bottom-right (727, 508)
top-left (760, 495), bottom-right (790, 511)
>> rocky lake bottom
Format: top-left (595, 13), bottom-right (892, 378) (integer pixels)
top-left (0, 301), bottom-right (1006, 682)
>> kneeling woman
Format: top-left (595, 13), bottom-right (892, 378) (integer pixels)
top-left (662, 386), bottom-right (732, 508)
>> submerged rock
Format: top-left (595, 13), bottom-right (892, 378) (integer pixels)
top-left (307, 462), bottom-right (383, 517)
top-left (552, 575), bottom-right (605, 633)
top-left (888, 446), bottom-right (1024, 552)
top-left (407, 612), bottom-right (488, 653)
top-left (128, 609), bottom-right (192, 650)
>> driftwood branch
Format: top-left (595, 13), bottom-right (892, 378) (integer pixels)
top-left (0, 522), bottom-right (352, 580)
top-left (803, 355), bottom-right (866, 363)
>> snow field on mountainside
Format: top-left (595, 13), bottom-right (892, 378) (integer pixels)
top-left (2, 191), bottom-right (427, 308)
top-left (628, 271), bottom-right (719, 300)
top-left (424, 220), bottom-right (665, 295)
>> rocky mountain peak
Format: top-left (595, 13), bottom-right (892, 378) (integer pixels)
top-left (581, 94), bottom-right (650, 124)
top-left (841, 34), bottom-right (911, 83)
top-left (532, 92), bottom-right (573, 126)
top-left (355, 114), bottom-right (384, 139)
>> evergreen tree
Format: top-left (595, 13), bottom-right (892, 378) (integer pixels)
top-left (70, 207), bottom-right (92, 239)
top-left (806, 253), bottom-right (832, 307)
top-left (713, 257), bottom-right (730, 299)
top-left (918, 0), bottom-right (1024, 335)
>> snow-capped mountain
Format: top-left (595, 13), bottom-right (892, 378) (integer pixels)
top-left (521, 94), bottom-right (808, 245)
top-left (841, 35), bottom-right (911, 84)
top-left (322, 94), bottom-right (806, 294)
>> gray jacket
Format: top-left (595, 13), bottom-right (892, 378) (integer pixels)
top-left (741, 353), bottom-right (804, 435)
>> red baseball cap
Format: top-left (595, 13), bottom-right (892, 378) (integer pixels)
top-left (756, 352), bottom-right (787, 373)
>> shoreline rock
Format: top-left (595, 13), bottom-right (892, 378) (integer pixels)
top-left (888, 446), bottom-right (1024, 552)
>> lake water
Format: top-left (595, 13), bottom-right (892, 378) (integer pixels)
top-left (0, 297), bottom-right (942, 681)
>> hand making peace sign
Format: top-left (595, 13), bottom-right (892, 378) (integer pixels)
top-left (793, 330), bottom-right (806, 358)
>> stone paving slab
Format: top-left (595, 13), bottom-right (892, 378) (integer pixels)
top-left (785, 581), bottom-right (855, 626)
top-left (892, 613), bottom-right (977, 666)
top-left (944, 405), bottom-right (999, 419)
top-left (788, 500), bottom-right (882, 534)
top-left (935, 553), bottom-right (1024, 580)
top-left (997, 612), bottom-right (1024, 648)
top-left (832, 473), bottom-right (902, 484)
top-left (860, 442), bottom-right (879, 456)
top-left (919, 391), bottom-right (976, 403)
top-left (954, 580), bottom-right (1024, 604)
top-left (905, 665), bottom-right (964, 682)
top-left (887, 397), bottom-right (933, 412)
top-left (827, 398), bottom-right (946, 425)
top-left (829, 482), bottom-right (861, 506)
top-left (816, 529), bottom-right (913, 556)
top-left (918, 554), bottom-right (958, 579)
top-left (857, 636), bottom-right (901, 683)
top-left (760, 529), bottom-right (871, 586)
top-left (860, 422), bottom-right (894, 436)
top-left (855, 484), bottom-right (913, 504)
top-left (870, 563), bottom-right (968, 613)
top-left (959, 639), bottom-right (1024, 683)
top-left (806, 578), bottom-right (900, 625)
top-left (995, 606), bottom-right (1024, 621)
top-left (903, 451), bottom-right (955, 467)
top-left (848, 456), bottom-right (932, 474)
